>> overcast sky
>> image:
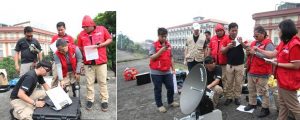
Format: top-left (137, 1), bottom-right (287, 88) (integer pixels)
top-left (117, 0), bottom-right (299, 43)
top-left (0, 0), bottom-right (116, 38)
top-left (0, 0), bottom-right (299, 42)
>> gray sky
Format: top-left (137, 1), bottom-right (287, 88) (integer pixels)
top-left (0, 0), bottom-right (116, 38)
top-left (117, 0), bottom-right (299, 43)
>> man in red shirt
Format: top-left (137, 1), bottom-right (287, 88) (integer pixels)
top-left (51, 22), bottom-right (74, 45)
top-left (77, 15), bottom-right (112, 112)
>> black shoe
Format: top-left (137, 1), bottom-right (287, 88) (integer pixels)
top-left (101, 102), bottom-right (108, 112)
top-left (86, 101), bottom-right (93, 110)
top-left (244, 104), bottom-right (256, 111)
top-left (224, 99), bottom-right (232, 106)
top-left (234, 98), bottom-right (241, 105)
top-left (257, 108), bottom-right (270, 118)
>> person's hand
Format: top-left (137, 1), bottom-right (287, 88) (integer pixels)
top-left (96, 43), bottom-right (103, 48)
top-left (15, 65), bottom-right (20, 73)
top-left (35, 100), bottom-right (45, 107)
top-left (237, 37), bottom-right (243, 44)
top-left (59, 81), bottom-right (65, 88)
top-left (75, 73), bottom-right (80, 81)
top-left (249, 49), bottom-right (256, 55)
top-left (252, 46), bottom-right (259, 51)
top-left (227, 42), bottom-right (234, 49)
top-left (172, 69), bottom-right (176, 74)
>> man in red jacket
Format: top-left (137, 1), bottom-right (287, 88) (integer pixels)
top-left (208, 23), bottom-right (228, 100)
top-left (77, 15), bottom-right (112, 112)
top-left (53, 39), bottom-right (82, 97)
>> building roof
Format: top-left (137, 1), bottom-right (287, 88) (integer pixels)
top-left (167, 19), bottom-right (228, 29)
top-left (0, 26), bottom-right (55, 35)
top-left (252, 7), bottom-right (300, 20)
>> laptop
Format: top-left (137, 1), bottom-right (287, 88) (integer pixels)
top-left (45, 86), bottom-right (72, 110)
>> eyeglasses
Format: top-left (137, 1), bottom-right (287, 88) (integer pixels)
top-left (253, 35), bottom-right (258, 38)
top-left (43, 67), bottom-right (51, 72)
top-left (26, 35), bottom-right (33, 38)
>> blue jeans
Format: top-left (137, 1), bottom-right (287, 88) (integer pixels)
top-left (187, 60), bottom-right (201, 71)
top-left (151, 74), bottom-right (174, 107)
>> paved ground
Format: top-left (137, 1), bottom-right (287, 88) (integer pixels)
top-left (0, 70), bottom-right (116, 120)
top-left (117, 50), bottom-right (281, 120)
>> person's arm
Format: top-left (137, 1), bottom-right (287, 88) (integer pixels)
top-left (270, 45), bottom-right (300, 70)
top-left (97, 26), bottom-right (113, 48)
top-left (77, 35), bottom-right (83, 52)
top-left (150, 47), bottom-right (166, 60)
top-left (38, 52), bottom-right (43, 61)
top-left (35, 40), bottom-right (43, 61)
top-left (207, 79), bottom-right (220, 89)
top-left (75, 47), bottom-right (83, 80)
top-left (14, 52), bottom-right (20, 73)
top-left (171, 58), bottom-right (175, 74)
top-left (255, 47), bottom-right (277, 58)
top-left (53, 54), bottom-right (63, 81)
top-left (75, 47), bottom-right (83, 73)
top-left (221, 41), bottom-right (233, 54)
top-left (42, 83), bottom-right (50, 91)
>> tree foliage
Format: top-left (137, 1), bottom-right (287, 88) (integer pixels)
top-left (0, 57), bottom-right (18, 80)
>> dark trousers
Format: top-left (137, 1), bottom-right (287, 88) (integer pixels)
top-left (187, 60), bottom-right (201, 71)
top-left (151, 73), bottom-right (174, 107)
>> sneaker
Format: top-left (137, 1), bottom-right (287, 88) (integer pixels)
top-left (101, 102), bottom-right (108, 112)
top-left (244, 104), bottom-right (256, 111)
top-left (234, 98), bottom-right (241, 105)
top-left (170, 102), bottom-right (179, 107)
top-left (86, 101), bottom-right (93, 110)
top-left (158, 106), bottom-right (167, 113)
top-left (224, 99), bottom-right (232, 106)
top-left (257, 108), bottom-right (270, 118)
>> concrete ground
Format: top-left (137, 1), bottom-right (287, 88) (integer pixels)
top-left (117, 50), bottom-right (282, 120)
top-left (0, 70), bottom-right (116, 120)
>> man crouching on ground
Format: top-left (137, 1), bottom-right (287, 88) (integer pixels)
top-left (10, 60), bottom-right (52, 120)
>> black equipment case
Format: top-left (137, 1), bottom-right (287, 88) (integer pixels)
top-left (32, 97), bottom-right (81, 120)
top-left (0, 85), bottom-right (10, 93)
top-left (136, 72), bottom-right (151, 86)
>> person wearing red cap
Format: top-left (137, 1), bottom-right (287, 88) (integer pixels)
top-left (77, 15), bottom-right (112, 111)
top-left (208, 23), bottom-right (228, 101)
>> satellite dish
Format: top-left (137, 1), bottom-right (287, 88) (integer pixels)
top-left (180, 63), bottom-right (207, 114)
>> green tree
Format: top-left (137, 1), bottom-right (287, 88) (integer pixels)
top-left (93, 11), bottom-right (116, 75)
top-left (0, 57), bottom-right (18, 80)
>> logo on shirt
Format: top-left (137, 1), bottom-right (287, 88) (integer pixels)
top-left (96, 32), bottom-right (102, 36)
top-left (21, 86), bottom-right (29, 91)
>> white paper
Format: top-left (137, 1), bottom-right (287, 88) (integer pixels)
top-left (84, 45), bottom-right (99, 61)
top-left (236, 105), bottom-right (254, 113)
top-left (50, 40), bottom-right (57, 53)
top-left (46, 86), bottom-right (72, 110)
top-left (264, 58), bottom-right (275, 62)
top-left (173, 74), bottom-right (178, 94)
top-left (234, 37), bottom-right (240, 47)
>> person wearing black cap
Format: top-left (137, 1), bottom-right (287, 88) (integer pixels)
top-left (10, 60), bottom-right (52, 120)
top-left (204, 56), bottom-right (223, 108)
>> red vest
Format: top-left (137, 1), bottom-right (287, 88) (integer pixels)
top-left (209, 35), bottom-right (228, 65)
top-left (78, 26), bottom-right (111, 65)
top-left (248, 39), bottom-right (273, 75)
top-left (55, 45), bottom-right (77, 77)
top-left (149, 41), bottom-right (172, 72)
top-left (276, 36), bottom-right (300, 91)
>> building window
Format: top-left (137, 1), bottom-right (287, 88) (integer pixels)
top-left (272, 17), bottom-right (283, 24)
top-left (10, 43), bottom-right (16, 56)
top-left (0, 43), bottom-right (3, 57)
top-left (0, 33), bottom-right (3, 40)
